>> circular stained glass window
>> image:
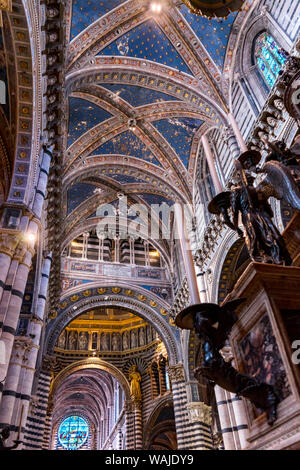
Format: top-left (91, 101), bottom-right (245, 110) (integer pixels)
top-left (58, 415), bottom-right (89, 450)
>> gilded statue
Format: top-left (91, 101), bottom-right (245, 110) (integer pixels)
top-left (129, 365), bottom-right (142, 401)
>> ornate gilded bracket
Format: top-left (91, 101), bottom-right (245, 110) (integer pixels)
top-left (0, 0), bottom-right (12, 27)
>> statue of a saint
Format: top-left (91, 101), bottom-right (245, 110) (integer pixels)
top-left (131, 331), bottom-right (137, 349)
top-left (101, 333), bottom-right (108, 351)
top-left (78, 332), bottom-right (88, 350)
top-left (175, 299), bottom-right (279, 425)
top-left (123, 331), bottom-right (129, 350)
top-left (112, 334), bottom-right (119, 351)
top-left (68, 331), bottom-right (77, 350)
top-left (139, 328), bottom-right (145, 347)
top-left (57, 331), bottom-right (65, 349)
top-left (129, 365), bottom-right (142, 401)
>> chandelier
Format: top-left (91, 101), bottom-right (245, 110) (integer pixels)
top-left (181, 0), bottom-right (246, 18)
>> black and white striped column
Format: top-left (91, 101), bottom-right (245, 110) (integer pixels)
top-left (0, 219), bottom-right (37, 403)
top-left (133, 400), bottom-right (143, 450)
top-left (169, 364), bottom-right (213, 450)
top-left (215, 385), bottom-right (250, 450)
top-left (22, 370), bottom-right (52, 449)
top-left (124, 400), bottom-right (135, 450)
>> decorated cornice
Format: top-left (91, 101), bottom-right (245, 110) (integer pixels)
top-left (3, 1), bottom-right (36, 204)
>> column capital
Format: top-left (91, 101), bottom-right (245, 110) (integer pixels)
top-left (168, 363), bottom-right (185, 383)
top-left (0, 229), bottom-right (21, 257)
top-left (10, 337), bottom-right (34, 363)
top-left (13, 241), bottom-right (29, 262)
top-left (186, 402), bottom-right (212, 426)
top-left (131, 397), bottom-right (142, 409)
top-left (124, 399), bottom-right (134, 413)
top-left (42, 354), bottom-right (57, 373)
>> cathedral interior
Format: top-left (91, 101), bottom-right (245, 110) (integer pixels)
top-left (0, 0), bottom-right (300, 451)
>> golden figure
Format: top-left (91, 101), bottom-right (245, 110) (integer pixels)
top-left (129, 365), bottom-right (142, 401)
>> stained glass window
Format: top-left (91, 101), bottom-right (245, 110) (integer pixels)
top-left (255, 32), bottom-right (286, 89)
top-left (58, 415), bottom-right (89, 450)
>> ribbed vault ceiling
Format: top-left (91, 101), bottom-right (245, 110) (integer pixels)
top-left (61, 0), bottom-right (246, 244)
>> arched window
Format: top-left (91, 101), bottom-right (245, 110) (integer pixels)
top-left (254, 32), bottom-right (286, 89)
top-left (57, 415), bottom-right (89, 450)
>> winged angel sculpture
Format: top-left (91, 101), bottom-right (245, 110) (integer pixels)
top-left (209, 140), bottom-right (300, 265)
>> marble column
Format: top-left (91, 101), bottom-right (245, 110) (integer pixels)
top-left (169, 363), bottom-right (213, 450)
top-left (129, 237), bottom-right (135, 265)
top-left (118, 425), bottom-right (123, 450)
top-left (32, 145), bottom-right (53, 219)
top-left (201, 135), bottom-right (223, 194)
top-left (174, 203), bottom-right (200, 305)
top-left (0, 338), bottom-right (30, 433)
top-left (195, 266), bottom-right (208, 303)
top-left (22, 356), bottom-right (54, 449)
top-left (133, 399), bottom-right (143, 450)
top-left (227, 113), bottom-right (248, 152)
top-left (0, 220), bottom-right (37, 400)
top-left (230, 392), bottom-right (249, 449)
top-left (0, 231), bottom-right (20, 303)
top-left (15, 254), bottom-right (52, 446)
top-left (114, 236), bottom-right (120, 263)
top-left (124, 400), bottom-right (135, 450)
top-left (214, 385), bottom-right (236, 450)
top-left (144, 240), bottom-right (150, 266)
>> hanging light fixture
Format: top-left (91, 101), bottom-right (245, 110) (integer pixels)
top-left (181, 0), bottom-right (246, 18)
top-left (151, 2), bottom-right (162, 12)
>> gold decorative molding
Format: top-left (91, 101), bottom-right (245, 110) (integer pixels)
top-left (186, 402), bottom-right (212, 426)
top-left (0, 0), bottom-right (12, 27)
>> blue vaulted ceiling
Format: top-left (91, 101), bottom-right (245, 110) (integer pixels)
top-left (68, 97), bottom-right (112, 146)
top-left (70, 0), bottom-right (127, 40)
top-left (152, 117), bottom-right (203, 168)
top-left (100, 84), bottom-right (180, 108)
top-left (104, 173), bottom-right (143, 185)
top-left (92, 130), bottom-right (162, 166)
top-left (178, 5), bottom-right (237, 69)
top-left (98, 20), bottom-right (193, 75)
top-left (139, 193), bottom-right (173, 206)
top-left (65, 1), bottom-right (240, 214)
top-left (67, 182), bottom-right (98, 214)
